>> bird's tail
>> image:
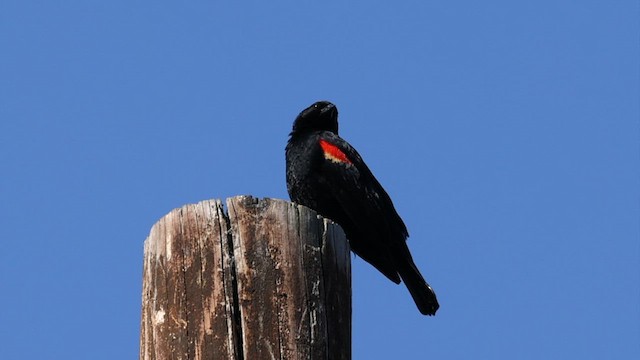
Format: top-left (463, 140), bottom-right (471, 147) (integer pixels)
top-left (398, 259), bottom-right (439, 316)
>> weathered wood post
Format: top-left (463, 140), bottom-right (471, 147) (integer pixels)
top-left (140, 196), bottom-right (351, 360)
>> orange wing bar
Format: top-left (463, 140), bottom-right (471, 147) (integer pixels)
top-left (319, 139), bottom-right (352, 164)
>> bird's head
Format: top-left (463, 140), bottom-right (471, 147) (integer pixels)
top-left (291, 101), bottom-right (339, 135)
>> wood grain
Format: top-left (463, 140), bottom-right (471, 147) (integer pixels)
top-left (140, 196), bottom-right (351, 360)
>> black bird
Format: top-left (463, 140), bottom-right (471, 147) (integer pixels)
top-left (285, 101), bottom-right (439, 315)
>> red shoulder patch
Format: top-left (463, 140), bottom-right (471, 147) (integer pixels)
top-left (319, 139), bottom-right (352, 165)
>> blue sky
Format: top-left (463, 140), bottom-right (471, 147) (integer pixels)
top-left (1, 1), bottom-right (638, 359)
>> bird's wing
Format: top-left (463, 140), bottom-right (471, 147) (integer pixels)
top-left (316, 132), bottom-right (408, 282)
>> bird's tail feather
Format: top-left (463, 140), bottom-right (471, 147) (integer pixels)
top-left (399, 260), bottom-right (439, 316)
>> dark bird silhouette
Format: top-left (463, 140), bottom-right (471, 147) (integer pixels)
top-left (285, 101), bottom-right (439, 315)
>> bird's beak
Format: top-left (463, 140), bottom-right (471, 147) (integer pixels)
top-left (321, 103), bottom-right (336, 115)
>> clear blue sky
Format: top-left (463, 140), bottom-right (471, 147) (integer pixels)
top-left (1, 1), bottom-right (638, 359)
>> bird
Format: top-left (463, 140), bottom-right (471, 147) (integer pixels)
top-left (285, 100), bottom-right (439, 315)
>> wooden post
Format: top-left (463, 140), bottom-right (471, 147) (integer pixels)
top-left (140, 196), bottom-right (351, 360)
